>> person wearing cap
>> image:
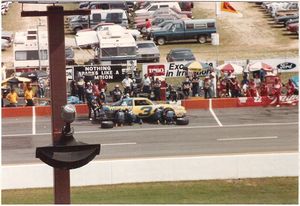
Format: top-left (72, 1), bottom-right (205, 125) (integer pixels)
top-left (24, 85), bottom-right (35, 106)
top-left (122, 74), bottom-right (133, 96)
top-left (6, 88), bottom-right (18, 107)
top-left (182, 77), bottom-right (191, 98)
top-left (77, 77), bottom-right (85, 103)
top-left (142, 74), bottom-right (151, 95)
top-left (112, 84), bottom-right (122, 102)
top-left (203, 76), bottom-right (212, 99)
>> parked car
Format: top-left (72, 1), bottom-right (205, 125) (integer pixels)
top-left (166, 48), bottom-right (196, 62)
top-left (65, 47), bottom-right (75, 65)
top-left (287, 22), bottom-right (299, 34)
top-left (149, 19), bottom-right (217, 45)
top-left (80, 1), bottom-right (129, 12)
top-left (275, 14), bottom-right (299, 26)
top-left (69, 9), bottom-right (129, 33)
top-left (1, 31), bottom-right (13, 45)
top-left (135, 2), bottom-right (181, 17)
top-left (134, 7), bottom-right (191, 23)
top-left (273, 2), bottom-right (298, 17)
top-left (1, 38), bottom-right (9, 50)
top-left (136, 40), bottom-right (160, 63)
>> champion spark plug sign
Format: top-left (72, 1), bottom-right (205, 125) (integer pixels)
top-left (73, 65), bottom-right (124, 81)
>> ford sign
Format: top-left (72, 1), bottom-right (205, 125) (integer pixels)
top-left (277, 62), bottom-right (296, 70)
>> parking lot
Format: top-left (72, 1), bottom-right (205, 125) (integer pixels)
top-left (2, 2), bottom-right (298, 67)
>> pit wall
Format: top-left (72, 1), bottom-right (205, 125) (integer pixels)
top-left (2, 152), bottom-right (298, 190)
top-left (2, 96), bottom-right (298, 118)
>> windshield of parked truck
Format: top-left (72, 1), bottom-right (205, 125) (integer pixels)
top-left (162, 23), bottom-right (173, 30)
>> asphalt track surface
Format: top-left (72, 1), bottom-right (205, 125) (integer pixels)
top-left (2, 106), bottom-right (298, 165)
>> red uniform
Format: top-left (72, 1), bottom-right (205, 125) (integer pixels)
top-left (286, 81), bottom-right (295, 96)
top-left (249, 81), bottom-right (257, 97)
top-left (98, 79), bottom-right (107, 91)
top-left (273, 81), bottom-right (282, 106)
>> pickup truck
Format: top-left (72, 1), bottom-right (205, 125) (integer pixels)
top-left (149, 19), bottom-right (217, 45)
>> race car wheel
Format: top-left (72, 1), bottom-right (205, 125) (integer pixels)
top-left (100, 121), bottom-right (114, 129)
top-left (176, 117), bottom-right (189, 125)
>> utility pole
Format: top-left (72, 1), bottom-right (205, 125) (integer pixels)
top-left (21, 6), bottom-right (90, 204)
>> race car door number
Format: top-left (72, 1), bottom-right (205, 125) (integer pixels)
top-left (138, 106), bottom-right (152, 117)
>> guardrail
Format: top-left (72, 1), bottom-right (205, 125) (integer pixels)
top-left (2, 152), bottom-right (298, 190)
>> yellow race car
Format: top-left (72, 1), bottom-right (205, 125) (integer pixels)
top-left (101, 97), bottom-right (187, 120)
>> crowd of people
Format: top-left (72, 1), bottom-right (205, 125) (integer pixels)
top-left (2, 70), bottom-right (297, 108)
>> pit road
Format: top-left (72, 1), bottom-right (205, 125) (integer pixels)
top-left (2, 106), bottom-right (298, 165)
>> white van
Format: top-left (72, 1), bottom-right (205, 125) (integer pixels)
top-left (135, 2), bottom-right (181, 16)
top-left (69, 9), bottom-right (128, 33)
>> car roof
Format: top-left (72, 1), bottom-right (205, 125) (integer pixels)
top-left (136, 40), bottom-right (156, 44)
top-left (170, 48), bottom-right (192, 52)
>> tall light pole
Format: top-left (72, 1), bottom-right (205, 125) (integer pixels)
top-left (37, 18), bottom-right (42, 71)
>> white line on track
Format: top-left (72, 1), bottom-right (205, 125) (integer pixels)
top-left (209, 99), bottom-right (223, 127)
top-left (102, 142), bottom-right (137, 146)
top-left (217, 136), bottom-right (278, 141)
top-left (2, 122), bottom-right (297, 137)
top-left (32, 106), bottom-right (36, 135)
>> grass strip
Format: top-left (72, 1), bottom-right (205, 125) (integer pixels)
top-left (2, 177), bottom-right (298, 204)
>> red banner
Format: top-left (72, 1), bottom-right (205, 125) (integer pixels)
top-left (238, 95), bottom-right (298, 107)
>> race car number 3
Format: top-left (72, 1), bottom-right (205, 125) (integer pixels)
top-left (139, 106), bottom-right (152, 117)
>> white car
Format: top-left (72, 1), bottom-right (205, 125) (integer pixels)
top-left (136, 40), bottom-right (160, 62)
top-left (2, 39), bottom-right (9, 50)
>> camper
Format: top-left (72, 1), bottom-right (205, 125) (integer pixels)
top-left (69, 9), bottom-right (129, 33)
top-left (75, 25), bottom-right (137, 74)
top-left (13, 28), bottom-right (75, 73)
top-left (13, 29), bottom-right (49, 73)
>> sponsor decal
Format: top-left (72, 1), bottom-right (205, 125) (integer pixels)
top-left (147, 64), bottom-right (165, 76)
top-left (277, 62), bottom-right (297, 71)
top-left (238, 95), bottom-right (298, 107)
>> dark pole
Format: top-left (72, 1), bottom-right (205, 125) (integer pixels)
top-left (21, 6), bottom-right (90, 204)
top-left (47, 6), bottom-right (70, 204)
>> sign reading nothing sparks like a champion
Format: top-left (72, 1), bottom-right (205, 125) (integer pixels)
top-left (73, 65), bottom-right (124, 81)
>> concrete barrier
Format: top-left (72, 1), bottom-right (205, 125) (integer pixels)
top-left (2, 152), bottom-right (298, 190)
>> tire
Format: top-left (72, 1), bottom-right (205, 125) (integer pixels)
top-left (156, 37), bottom-right (166, 45)
top-left (197, 35), bottom-right (206, 44)
top-left (176, 117), bottom-right (189, 125)
top-left (100, 121), bottom-right (114, 129)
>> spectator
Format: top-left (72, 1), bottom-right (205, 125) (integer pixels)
top-left (142, 74), bottom-right (151, 95)
top-left (229, 76), bottom-right (241, 98)
top-left (254, 73), bottom-right (261, 88)
top-left (182, 77), bottom-right (191, 98)
top-left (286, 79), bottom-right (295, 97)
top-left (70, 79), bottom-right (78, 97)
top-left (131, 79), bottom-right (138, 97)
top-left (241, 75), bottom-right (249, 88)
top-left (145, 18), bottom-right (152, 32)
top-left (99, 88), bottom-right (106, 104)
top-left (153, 78), bottom-right (161, 101)
top-left (77, 77), bottom-right (85, 103)
top-left (203, 76), bottom-right (212, 99)
top-left (248, 79), bottom-right (257, 97)
top-left (85, 82), bottom-right (94, 120)
top-left (122, 74), bottom-right (133, 95)
top-left (6, 88), bottom-right (18, 107)
top-left (92, 80), bottom-right (100, 97)
top-left (168, 85), bottom-right (177, 102)
top-left (191, 73), bottom-right (199, 97)
top-left (98, 78), bottom-right (107, 92)
top-left (273, 78), bottom-right (282, 107)
top-left (38, 78), bottom-right (46, 98)
top-left (24, 85), bottom-right (35, 106)
top-left (112, 85), bottom-right (122, 102)
top-left (218, 77), bottom-right (228, 97)
top-left (260, 82), bottom-right (269, 96)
